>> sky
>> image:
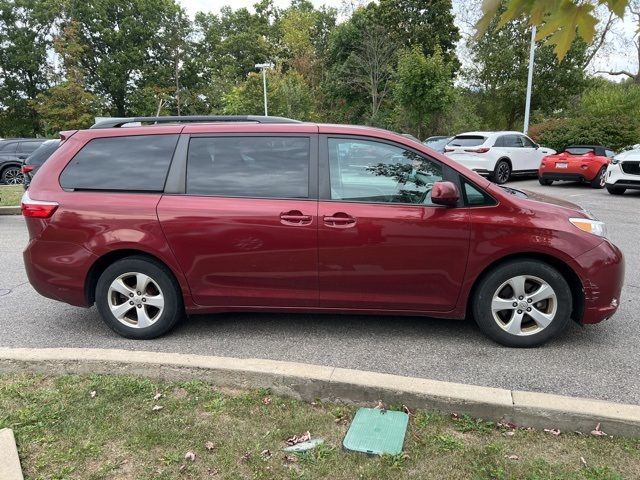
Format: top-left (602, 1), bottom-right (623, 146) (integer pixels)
top-left (177, 0), bottom-right (638, 80)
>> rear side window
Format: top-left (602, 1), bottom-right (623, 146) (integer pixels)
top-left (60, 135), bottom-right (179, 191)
top-left (0, 142), bottom-right (17, 153)
top-left (19, 142), bottom-right (42, 154)
top-left (186, 136), bottom-right (310, 198)
top-left (449, 135), bottom-right (486, 147)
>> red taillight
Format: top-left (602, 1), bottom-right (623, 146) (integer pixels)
top-left (21, 192), bottom-right (58, 218)
top-left (464, 147), bottom-right (490, 153)
top-left (21, 165), bottom-right (34, 174)
top-left (444, 147), bottom-right (454, 152)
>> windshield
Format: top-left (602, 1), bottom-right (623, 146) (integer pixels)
top-left (25, 140), bottom-right (60, 166)
top-left (449, 135), bottom-right (486, 147)
top-left (564, 147), bottom-right (595, 155)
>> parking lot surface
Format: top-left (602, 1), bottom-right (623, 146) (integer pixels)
top-left (1, 179), bottom-right (639, 404)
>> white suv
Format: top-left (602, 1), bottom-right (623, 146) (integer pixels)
top-left (606, 147), bottom-right (640, 195)
top-left (444, 131), bottom-right (555, 184)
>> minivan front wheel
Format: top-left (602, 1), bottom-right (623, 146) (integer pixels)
top-left (472, 260), bottom-right (572, 347)
top-left (96, 256), bottom-right (183, 339)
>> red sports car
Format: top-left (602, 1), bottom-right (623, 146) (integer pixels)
top-left (538, 145), bottom-right (616, 189)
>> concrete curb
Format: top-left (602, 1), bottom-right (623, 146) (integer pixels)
top-left (0, 429), bottom-right (24, 480)
top-left (0, 347), bottom-right (638, 437)
top-left (0, 206), bottom-right (20, 215)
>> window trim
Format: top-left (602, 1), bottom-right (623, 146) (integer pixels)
top-left (59, 133), bottom-right (180, 193)
top-left (168, 133), bottom-right (318, 200)
top-left (319, 134), bottom-right (461, 207)
top-left (459, 176), bottom-right (498, 208)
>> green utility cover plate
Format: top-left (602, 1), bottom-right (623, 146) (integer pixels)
top-left (343, 408), bottom-right (409, 456)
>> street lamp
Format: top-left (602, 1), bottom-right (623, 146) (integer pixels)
top-left (523, 26), bottom-right (536, 135)
top-left (255, 62), bottom-right (274, 116)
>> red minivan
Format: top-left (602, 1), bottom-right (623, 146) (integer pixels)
top-left (21, 116), bottom-right (624, 347)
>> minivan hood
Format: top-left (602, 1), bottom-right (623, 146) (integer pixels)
top-left (492, 185), bottom-right (590, 218)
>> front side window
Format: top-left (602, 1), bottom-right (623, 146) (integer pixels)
top-left (521, 136), bottom-right (536, 148)
top-left (186, 136), bottom-right (309, 198)
top-left (328, 138), bottom-right (443, 205)
top-left (60, 134), bottom-right (179, 191)
top-left (504, 135), bottom-right (523, 148)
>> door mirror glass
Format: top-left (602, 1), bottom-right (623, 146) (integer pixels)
top-left (431, 181), bottom-right (459, 206)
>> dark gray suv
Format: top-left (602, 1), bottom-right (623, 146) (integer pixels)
top-left (0, 138), bottom-right (46, 184)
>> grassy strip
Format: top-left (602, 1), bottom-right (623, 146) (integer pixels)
top-left (0, 373), bottom-right (638, 479)
top-left (0, 185), bottom-right (23, 207)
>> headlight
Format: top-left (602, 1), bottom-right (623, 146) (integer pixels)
top-left (569, 218), bottom-right (607, 238)
top-left (611, 158), bottom-right (620, 165)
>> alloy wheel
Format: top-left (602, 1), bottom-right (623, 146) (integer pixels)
top-left (496, 162), bottom-right (510, 183)
top-left (2, 167), bottom-right (23, 185)
top-left (490, 275), bottom-right (557, 336)
top-left (107, 272), bottom-right (165, 328)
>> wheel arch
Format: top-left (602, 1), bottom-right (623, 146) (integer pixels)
top-left (85, 249), bottom-right (184, 306)
top-left (466, 252), bottom-right (584, 323)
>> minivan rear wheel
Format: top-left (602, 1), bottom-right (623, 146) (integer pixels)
top-left (472, 260), bottom-right (572, 347)
top-left (95, 256), bottom-right (183, 339)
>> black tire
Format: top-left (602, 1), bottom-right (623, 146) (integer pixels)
top-left (472, 260), bottom-right (572, 347)
top-left (1, 165), bottom-right (23, 185)
top-left (95, 256), bottom-right (183, 339)
top-left (606, 185), bottom-right (626, 195)
top-left (491, 160), bottom-right (511, 185)
top-left (538, 176), bottom-right (553, 186)
top-left (590, 166), bottom-right (607, 189)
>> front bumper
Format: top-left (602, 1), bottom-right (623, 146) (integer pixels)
top-left (606, 163), bottom-right (640, 190)
top-left (574, 240), bottom-right (624, 324)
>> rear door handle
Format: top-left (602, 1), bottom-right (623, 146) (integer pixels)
top-left (280, 210), bottom-right (312, 226)
top-left (323, 213), bottom-right (356, 228)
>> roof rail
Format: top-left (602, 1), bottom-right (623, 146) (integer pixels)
top-left (90, 115), bottom-right (301, 129)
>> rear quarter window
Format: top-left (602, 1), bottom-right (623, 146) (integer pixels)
top-left (449, 136), bottom-right (487, 147)
top-left (60, 134), bottom-right (179, 191)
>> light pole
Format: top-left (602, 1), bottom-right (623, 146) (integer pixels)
top-left (255, 62), bottom-right (273, 116)
top-left (523, 25), bottom-right (536, 135)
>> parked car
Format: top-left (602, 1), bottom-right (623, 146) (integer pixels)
top-left (539, 145), bottom-right (615, 189)
top-left (22, 116), bottom-right (623, 347)
top-left (444, 131), bottom-right (555, 184)
top-left (22, 139), bottom-right (61, 189)
top-left (0, 138), bottom-right (47, 185)
top-left (423, 135), bottom-right (453, 153)
top-left (605, 147), bottom-right (640, 195)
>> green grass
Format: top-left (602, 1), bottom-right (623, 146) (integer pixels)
top-left (0, 184), bottom-right (23, 206)
top-left (0, 373), bottom-right (638, 479)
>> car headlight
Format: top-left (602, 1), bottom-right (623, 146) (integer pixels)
top-left (611, 158), bottom-right (620, 165)
top-left (569, 218), bottom-right (607, 238)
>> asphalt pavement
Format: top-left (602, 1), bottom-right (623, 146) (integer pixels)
top-left (1, 178), bottom-right (639, 404)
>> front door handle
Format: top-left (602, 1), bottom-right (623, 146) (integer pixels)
top-left (323, 212), bottom-right (356, 228)
top-left (280, 210), bottom-right (312, 226)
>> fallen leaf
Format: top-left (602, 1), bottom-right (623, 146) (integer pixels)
top-left (205, 441), bottom-right (216, 451)
top-left (286, 431), bottom-right (311, 446)
top-left (152, 405), bottom-right (164, 411)
top-left (283, 454), bottom-right (298, 464)
top-left (90, 390), bottom-right (97, 398)
top-left (262, 397), bottom-right (272, 405)
top-left (261, 449), bottom-right (272, 460)
top-left (451, 413), bottom-right (460, 420)
top-left (179, 464), bottom-right (186, 471)
top-left (240, 451), bottom-right (251, 462)
top-left (590, 423), bottom-right (607, 437)
top-left (498, 421), bottom-right (517, 430)
top-left (543, 428), bottom-right (561, 436)
top-left (504, 431), bottom-right (516, 437)
top-left (374, 400), bottom-right (385, 410)
top-left (505, 454), bottom-right (519, 460)
top-left (184, 451), bottom-right (196, 462)
top-left (402, 405), bottom-right (415, 416)
top-left (580, 456), bottom-right (587, 467)
top-left (153, 392), bottom-right (163, 401)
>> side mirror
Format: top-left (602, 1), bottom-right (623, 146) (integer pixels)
top-left (431, 181), bottom-right (460, 207)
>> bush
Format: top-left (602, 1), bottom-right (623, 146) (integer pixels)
top-left (531, 115), bottom-right (638, 152)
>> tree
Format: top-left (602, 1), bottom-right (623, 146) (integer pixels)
top-left (71, 0), bottom-right (190, 116)
top-left (469, 15), bottom-right (588, 130)
top-left (394, 47), bottom-right (453, 139)
top-left (0, 0), bottom-right (58, 136)
top-left (33, 20), bottom-right (99, 133)
top-left (595, 0), bottom-right (640, 82)
top-left (477, 0), bottom-right (628, 60)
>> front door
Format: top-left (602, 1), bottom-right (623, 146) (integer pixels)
top-left (318, 136), bottom-right (470, 312)
top-left (158, 135), bottom-right (318, 307)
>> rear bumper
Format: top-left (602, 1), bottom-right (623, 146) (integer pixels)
top-left (24, 239), bottom-right (97, 307)
top-left (574, 240), bottom-right (624, 324)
